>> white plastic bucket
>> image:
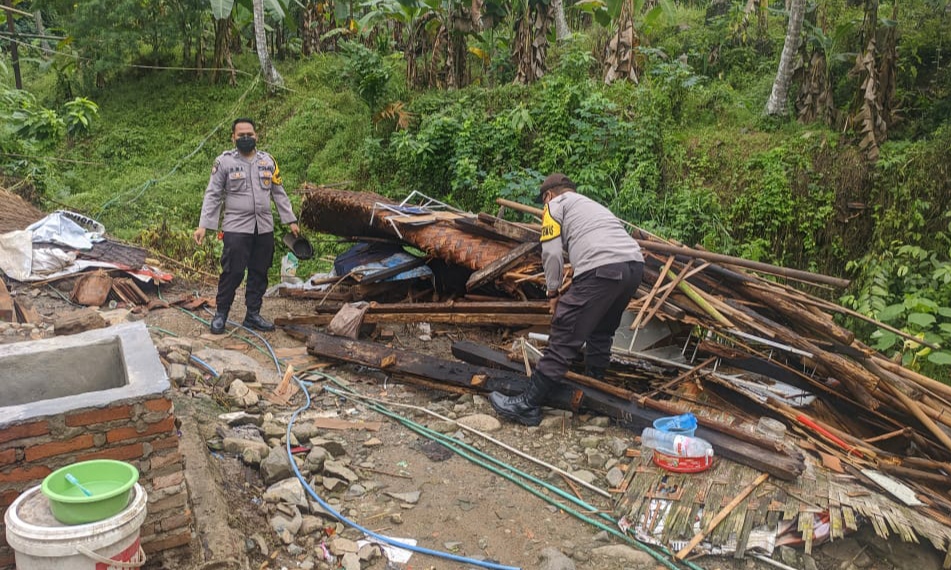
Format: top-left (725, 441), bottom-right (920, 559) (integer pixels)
top-left (5, 483), bottom-right (147, 569)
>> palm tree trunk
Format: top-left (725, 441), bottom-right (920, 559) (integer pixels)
top-left (252, 0), bottom-right (284, 91)
top-left (765, 0), bottom-right (805, 116)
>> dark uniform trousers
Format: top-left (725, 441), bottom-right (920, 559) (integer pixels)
top-left (216, 230), bottom-right (275, 314)
top-left (536, 260), bottom-right (644, 383)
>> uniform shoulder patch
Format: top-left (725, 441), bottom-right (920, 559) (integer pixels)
top-left (271, 159), bottom-right (283, 186)
top-left (211, 158), bottom-right (220, 175)
top-left (540, 206), bottom-right (561, 242)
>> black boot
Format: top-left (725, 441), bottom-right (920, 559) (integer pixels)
top-left (489, 372), bottom-right (554, 426)
top-left (584, 366), bottom-right (606, 380)
top-left (243, 310), bottom-right (275, 332)
top-left (210, 311), bottom-right (228, 334)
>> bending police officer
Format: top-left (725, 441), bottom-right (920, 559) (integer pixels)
top-left (490, 173), bottom-right (644, 426)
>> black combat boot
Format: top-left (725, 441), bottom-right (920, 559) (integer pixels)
top-left (210, 311), bottom-right (228, 335)
top-left (243, 310), bottom-right (275, 332)
top-left (489, 371), bottom-right (555, 426)
top-left (584, 366), bottom-right (606, 380)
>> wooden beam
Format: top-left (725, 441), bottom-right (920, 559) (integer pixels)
top-left (0, 279), bottom-right (15, 322)
top-left (466, 241), bottom-right (539, 291)
top-left (279, 311), bottom-right (551, 327)
top-left (476, 212), bottom-right (541, 242)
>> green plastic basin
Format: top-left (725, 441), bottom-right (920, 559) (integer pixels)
top-left (41, 460), bottom-right (139, 525)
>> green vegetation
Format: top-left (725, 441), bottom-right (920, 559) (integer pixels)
top-left (1, 0), bottom-right (950, 377)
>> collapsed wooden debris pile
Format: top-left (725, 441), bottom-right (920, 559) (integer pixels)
top-left (293, 186), bottom-right (951, 557)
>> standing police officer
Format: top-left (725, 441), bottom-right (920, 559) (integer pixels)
top-left (490, 173), bottom-right (645, 426)
top-left (193, 118), bottom-right (300, 334)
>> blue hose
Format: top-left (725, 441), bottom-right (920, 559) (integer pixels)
top-left (284, 372), bottom-right (522, 570)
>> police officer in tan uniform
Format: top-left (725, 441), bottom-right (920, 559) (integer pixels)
top-left (490, 173), bottom-right (644, 425)
top-left (193, 118), bottom-right (299, 334)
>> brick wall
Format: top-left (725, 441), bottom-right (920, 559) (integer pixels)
top-left (0, 394), bottom-right (192, 568)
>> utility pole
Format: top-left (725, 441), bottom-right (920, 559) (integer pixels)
top-left (2, 1), bottom-right (23, 89)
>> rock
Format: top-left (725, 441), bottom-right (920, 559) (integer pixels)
top-left (779, 545), bottom-right (799, 567)
top-left (330, 537), bottom-right (359, 555)
top-left (606, 466), bottom-right (625, 488)
top-left (341, 552), bottom-right (361, 570)
top-left (457, 413), bottom-right (502, 432)
top-left (580, 436), bottom-right (602, 448)
top-left (242, 446), bottom-right (266, 465)
top-left (363, 437), bottom-right (383, 447)
top-left (346, 484), bottom-right (366, 498)
top-left (228, 379), bottom-right (259, 407)
top-left (260, 446), bottom-right (294, 484)
top-left (358, 543), bottom-right (381, 561)
top-left (304, 447), bottom-right (330, 473)
top-left (585, 449), bottom-right (608, 467)
top-left (539, 411), bottom-right (572, 430)
top-left (194, 347), bottom-right (280, 384)
top-left (219, 411), bottom-right (262, 427)
top-left (385, 490), bottom-right (421, 504)
top-left (308, 438), bottom-right (348, 458)
top-left (223, 437), bottom-right (270, 459)
top-left (167, 363), bottom-right (188, 385)
top-left (269, 504), bottom-right (302, 540)
top-left (540, 546), bottom-right (576, 570)
top-left (587, 416), bottom-right (612, 428)
top-left (802, 553), bottom-right (819, 570)
top-left (261, 421), bottom-right (285, 439)
top-left (569, 470), bottom-right (597, 484)
top-left (263, 478), bottom-right (308, 508)
top-left (300, 515), bottom-right (324, 535)
top-left (324, 460), bottom-right (359, 483)
top-left (323, 477), bottom-right (343, 491)
top-left (590, 544), bottom-right (653, 565)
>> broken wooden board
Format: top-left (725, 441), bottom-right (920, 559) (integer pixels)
top-left (0, 279), bottom-right (15, 322)
top-left (466, 241), bottom-right (540, 291)
top-left (308, 418), bottom-right (383, 431)
top-left (14, 297), bottom-right (42, 324)
top-left (53, 308), bottom-right (108, 335)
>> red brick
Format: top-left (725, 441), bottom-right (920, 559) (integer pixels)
top-left (66, 405), bottom-right (133, 427)
top-left (107, 416), bottom-right (176, 444)
top-left (152, 471), bottom-right (184, 491)
top-left (78, 442), bottom-right (144, 462)
top-left (0, 421), bottom-right (49, 445)
top-left (0, 465), bottom-right (51, 484)
top-left (142, 530), bottom-right (191, 554)
top-left (160, 511), bottom-right (192, 532)
top-left (149, 435), bottom-right (180, 452)
top-left (0, 489), bottom-right (21, 508)
top-left (149, 491), bottom-right (187, 513)
top-left (149, 451), bottom-right (182, 470)
top-left (0, 449), bottom-right (16, 467)
top-left (144, 398), bottom-right (172, 413)
top-left (25, 434), bottom-right (94, 462)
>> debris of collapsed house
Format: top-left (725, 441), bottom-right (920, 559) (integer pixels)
top-left (290, 185), bottom-right (951, 561)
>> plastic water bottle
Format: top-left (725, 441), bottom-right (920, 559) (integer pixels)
top-left (641, 427), bottom-right (714, 458)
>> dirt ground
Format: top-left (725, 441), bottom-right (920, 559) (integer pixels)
top-left (4, 279), bottom-right (948, 570)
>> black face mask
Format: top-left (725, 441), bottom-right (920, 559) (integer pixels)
top-left (236, 135), bottom-right (256, 154)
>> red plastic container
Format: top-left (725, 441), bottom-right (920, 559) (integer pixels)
top-left (652, 449), bottom-right (714, 473)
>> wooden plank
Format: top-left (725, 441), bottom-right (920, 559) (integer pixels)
top-left (53, 308), bottom-right (108, 335)
top-left (278, 312), bottom-right (551, 327)
top-left (451, 340), bottom-right (525, 373)
top-left (353, 256), bottom-right (428, 284)
top-left (0, 279), bottom-right (15, 322)
top-left (14, 298), bottom-right (42, 324)
top-left (477, 213), bottom-right (540, 242)
top-left (466, 241), bottom-right (539, 291)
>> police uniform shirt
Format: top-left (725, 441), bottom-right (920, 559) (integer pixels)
top-left (199, 149), bottom-right (297, 234)
top-left (540, 192), bottom-right (644, 293)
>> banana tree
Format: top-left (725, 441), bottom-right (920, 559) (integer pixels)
top-left (794, 7), bottom-right (856, 126)
top-left (357, 0), bottom-right (431, 87)
top-left (512, 0), bottom-right (552, 84)
top-left (574, 0), bottom-right (674, 84)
